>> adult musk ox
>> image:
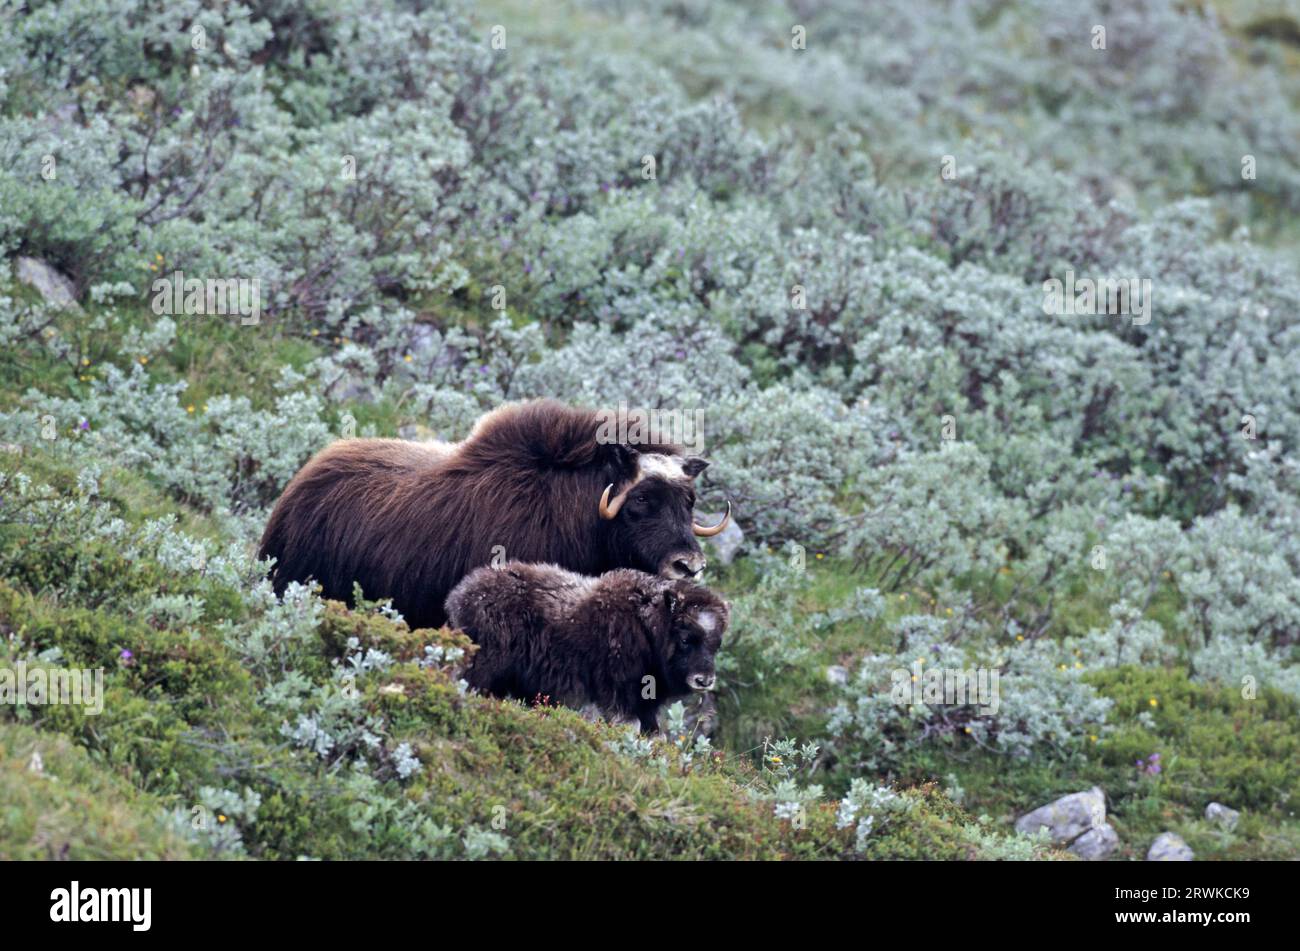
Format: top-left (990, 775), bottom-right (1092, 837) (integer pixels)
top-left (258, 400), bottom-right (730, 629)
top-left (446, 562), bottom-right (729, 732)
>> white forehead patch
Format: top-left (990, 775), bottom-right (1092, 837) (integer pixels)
top-left (636, 453), bottom-right (688, 484)
top-left (695, 610), bottom-right (717, 633)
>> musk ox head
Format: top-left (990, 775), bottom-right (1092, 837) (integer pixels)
top-left (598, 448), bottom-right (731, 581)
top-left (657, 581), bottom-right (729, 694)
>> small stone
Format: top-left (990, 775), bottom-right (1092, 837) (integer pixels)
top-left (1015, 786), bottom-right (1108, 844)
top-left (1204, 802), bottom-right (1240, 831)
top-left (327, 371), bottom-right (376, 404)
top-left (1147, 831), bottom-right (1194, 861)
top-left (701, 512), bottom-right (744, 566)
top-left (48, 101), bottom-right (81, 130)
top-left (1069, 823), bottom-right (1120, 860)
top-left (826, 665), bottom-right (849, 686)
top-left (15, 257), bottom-right (81, 312)
top-left (406, 324), bottom-right (439, 361)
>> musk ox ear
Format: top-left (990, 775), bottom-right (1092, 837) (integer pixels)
top-left (659, 589), bottom-right (680, 642)
top-left (681, 457), bottom-right (709, 479)
top-left (637, 585), bottom-right (674, 633)
top-left (644, 586), bottom-right (675, 633)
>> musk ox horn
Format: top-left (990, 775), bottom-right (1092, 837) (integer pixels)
top-left (599, 483), bottom-right (625, 520)
top-left (693, 501), bottom-right (731, 537)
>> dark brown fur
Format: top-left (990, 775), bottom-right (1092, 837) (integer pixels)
top-left (258, 400), bottom-right (711, 629)
top-left (446, 562), bottom-right (729, 732)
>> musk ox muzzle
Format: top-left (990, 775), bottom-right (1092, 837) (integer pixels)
top-left (663, 550), bottom-right (706, 580)
top-left (688, 672), bottom-right (717, 691)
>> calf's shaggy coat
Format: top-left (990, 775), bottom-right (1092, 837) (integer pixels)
top-left (446, 562), bottom-right (729, 732)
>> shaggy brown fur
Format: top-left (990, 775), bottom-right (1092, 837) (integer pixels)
top-left (446, 562), bottom-right (729, 732)
top-left (258, 400), bottom-right (715, 629)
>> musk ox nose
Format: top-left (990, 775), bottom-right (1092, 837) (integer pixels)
top-left (670, 552), bottom-right (706, 578)
top-left (689, 673), bottom-right (716, 691)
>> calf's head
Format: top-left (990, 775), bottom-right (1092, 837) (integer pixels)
top-left (656, 582), bottom-right (729, 695)
top-left (598, 449), bottom-right (730, 580)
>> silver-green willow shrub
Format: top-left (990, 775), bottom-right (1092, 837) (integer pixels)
top-left (826, 613), bottom-right (1115, 769)
top-left (3, 0), bottom-right (1300, 774)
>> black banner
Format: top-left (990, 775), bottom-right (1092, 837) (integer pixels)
top-left (2, 860), bottom-right (1284, 938)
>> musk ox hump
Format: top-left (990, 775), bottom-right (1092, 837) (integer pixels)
top-left (305, 436), bottom-right (453, 477)
top-left (461, 399), bottom-right (690, 470)
top-left (458, 399), bottom-right (618, 470)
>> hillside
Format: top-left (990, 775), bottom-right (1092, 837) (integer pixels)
top-left (1, 0), bottom-right (1299, 860)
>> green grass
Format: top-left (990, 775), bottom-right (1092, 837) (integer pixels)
top-left (0, 430), bottom-right (1042, 859)
top-left (705, 551), bottom-right (1300, 860)
top-left (0, 580), bottom-right (1033, 860)
top-left (1, 286), bottom-right (1294, 859)
top-left (0, 722), bottom-right (197, 860)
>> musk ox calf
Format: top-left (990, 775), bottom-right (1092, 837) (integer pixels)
top-left (446, 562), bottom-right (729, 733)
top-left (258, 399), bottom-right (730, 630)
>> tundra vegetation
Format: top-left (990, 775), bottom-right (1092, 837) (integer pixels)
top-left (1, 0), bottom-right (1298, 860)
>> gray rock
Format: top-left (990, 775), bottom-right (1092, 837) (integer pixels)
top-left (1015, 786), bottom-right (1108, 844)
top-left (327, 372), bottom-right (376, 404)
top-left (1204, 802), bottom-right (1240, 831)
top-left (15, 257), bottom-right (80, 311)
top-left (1147, 832), bottom-right (1194, 861)
top-left (1070, 823), bottom-right (1120, 860)
top-left (826, 665), bottom-right (850, 686)
top-left (701, 512), bottom-right (744, 566)
top-left (47, 101), bottom-right (80, 132)
top-left (406, 323), bottom-right (440, 361)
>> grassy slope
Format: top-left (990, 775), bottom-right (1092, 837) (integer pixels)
top-left (3, 292), bottom-right (1295, 858)
top-left (464, 0), bottom-right (1300, 859)
top-left (0, 723), bottom-right (197, 860)
top-left (707, 555), bottom-right (1300, 860)
top-left (0, 291), bottom-right (1054, 860)
top-left (4, 2), bottom-right (1299, 859)
top-left (0, 550), bottom-right (1021, 862)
